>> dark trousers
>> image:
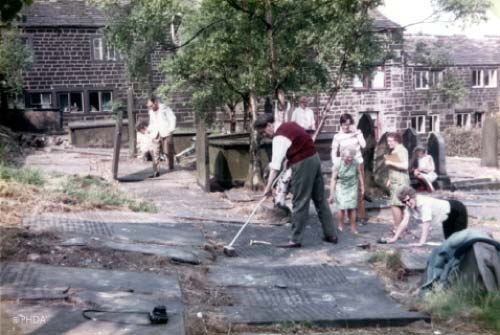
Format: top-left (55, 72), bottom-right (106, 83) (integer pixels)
top-left (290, 153), bottom-right (337, 243)
top-left (442, 200), bottom-right (468, 239)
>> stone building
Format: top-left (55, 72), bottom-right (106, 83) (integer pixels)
top-left (3, 0), bottom-right (499, 139)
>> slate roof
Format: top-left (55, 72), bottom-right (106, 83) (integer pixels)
top-left (19, 0), bottom-right (106, 27)
top-left (369, 9), bottom-right (402, 31)
top-left (405, 34), bottom-right (500, 66)
top-left (19, 1), bottom-right (401, 31)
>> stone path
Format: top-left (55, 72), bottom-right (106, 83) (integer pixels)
top-left (13, 148), bottom-right (500, 333)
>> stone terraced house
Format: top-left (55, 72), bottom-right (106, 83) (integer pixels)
top-left (2, 0), bottom-right (499, 140)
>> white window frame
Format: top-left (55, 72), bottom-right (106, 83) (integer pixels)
top-left (89, 91), bottom-right (113, 112)
top-left (29, 92), bottom-right (52, 109)
top-left (93, 37), bottom-right (103, 61)
top-left (415, 70), bottom-right (429, 90)
top-left (430, 71), bottom-right (443, 88)
top-left (456, 112), bottom-right (471, 129)
top-left (472, 69), bottom-right (498, 88)
top-left (106, 44), bottom-right (118, 61)
top-left (411, 115), bottom-right (426, 134)
top-left (352, 66), bottom-right (385, 90)
top-left (473, 112), bottom-right (484, 128)
top-left (58, 92), bottom-right (84, 113)
top-left (429, 114), bottom-right (440, 133)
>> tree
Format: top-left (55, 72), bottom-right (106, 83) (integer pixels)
top-left (0, 28), bottom-right (32, 94)
top-left (0, 0), bottom-right (32, 25)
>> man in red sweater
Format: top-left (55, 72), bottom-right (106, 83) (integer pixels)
top-left (255, 115), bottom-right (338, 247)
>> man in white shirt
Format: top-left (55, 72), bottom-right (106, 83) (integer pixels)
top-left (147, 96), bottom-right (177, 177)
top-left (291, 97), bottom-right (316, 131)
top-left (386, 186), bottom-right (468, 246)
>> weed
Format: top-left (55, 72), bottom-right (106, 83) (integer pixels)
top-left (128, 200), bottom-right (157, 213)
top-left (367, 250), bottom-right (405, 280)
top-left (0, 164), bottom-right (44, 186)
top-left (420, 279), bottom-right (500, 332)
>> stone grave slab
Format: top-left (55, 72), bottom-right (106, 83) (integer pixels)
top-left (208, 264), bottom-right (428, 327)
top-left (0, 262), bottom-right (184, 335)
top-left (24, 214), bottom-right (205, 246)
top-left (401, 251), bottom-right (430, 272)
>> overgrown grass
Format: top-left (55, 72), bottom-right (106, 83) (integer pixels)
top-left (419, 280), bottom-right (500, 332)
top-left (368, 250), bottom-right (406, 280)
top-left (0, 164), bottom-right (45, 186)
top-left (61, 175), bottom-right (157, 213)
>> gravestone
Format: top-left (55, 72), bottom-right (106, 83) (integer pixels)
top-left (358, 114), bottom-right (376, 190)
top-left (427, 132), bottom-right (451, 189)
top-left (480, 116), bottom-right (499, 168)
top-left (403, 128), bottom-right (422, 171)
top-left (373, 132), bottom-right (390, 192)
top-left (196, 117), bottom-right (210, 191)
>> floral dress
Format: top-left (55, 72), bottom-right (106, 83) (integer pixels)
top-left (334, 160), bottom-right (359, 209)
top-left (388, 144), bottom-right (410, 206)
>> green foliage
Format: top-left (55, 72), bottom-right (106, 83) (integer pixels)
top-left (0, 0), bottom-right (32, 24)
top-left (0, 28), bottom-right (33, 93)
top-left (61, 175), bottom-right (157, 212)
top-left (93, 0), bottom-right (187, 90)
top-left (0, 164), bottom-right (44, 186)
top-left (420, 279), bottom-right (500, 332)
top-left (432, 0), bottom-right (492, 24)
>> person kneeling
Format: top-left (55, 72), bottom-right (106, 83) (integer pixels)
top-left (386, 186), bottom-right (468, 246)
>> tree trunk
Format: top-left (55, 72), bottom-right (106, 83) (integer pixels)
top-left (225, 104), bottom-right (236, 133)
top-left (244, 92), bottom-right (265, 190)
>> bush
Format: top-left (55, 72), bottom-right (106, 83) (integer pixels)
top-left (443, 127), bottom-right (481, 158)
top-left (0, 165), bottom-right (45, 186)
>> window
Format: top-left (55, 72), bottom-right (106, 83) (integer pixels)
top-left (429, 71), bottom-right (442, 87)
top-left (7, 93), bottom-right (25, 109)
top-left (93, 38), bottom-right (103, 61)
top-left (473, 112), bottom-right (483, 128)
top-left (58, 92), bottom-right (84, 113)
top-left (93, 37), bottom-right (119, 61)
top-left (456, 113), bottom-right (471, 129)
top-left (106, 44), bottom-right (118, 61)
top-left (411, 115), bottom-right (426, 134)
top-left (352, 67), bottom-right (385, 89)
top-left (429, 114), bottom-right (440, 133)
top-left (89, 91), bottom-right (113, 112)
top-left (415, 70), bottom-right (429, 89)
top-left (472, 69), bottom-right (498, 88)
top-left (28, 92), bottom-right (52, 109)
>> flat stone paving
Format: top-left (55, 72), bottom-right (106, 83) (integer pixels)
top-left (0, 262), bottom-right (184, 335)
top-left (208, 264), bottom-right (427, 327)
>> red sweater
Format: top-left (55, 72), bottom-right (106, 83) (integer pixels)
top-left (275, 122), bottom-right (316, 165)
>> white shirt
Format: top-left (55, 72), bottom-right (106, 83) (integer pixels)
top-left (269, 135), bottom-right (292, 171)
top-left (137, 130), bottom-right (154, 155)
top-left (148, 103), bottom-right (176, 137)
top-left (418, 155), bottom-right (435, 173)
top-left (331, 130), bottom-right (366, 165)
top-left (405, 195), bottom-right (450, 226)
top-left (291, 107), bottom-right (316, 131)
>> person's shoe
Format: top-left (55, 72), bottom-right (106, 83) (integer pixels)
top-left (277, 241), bottom-right (302, 248)
top-left (275, 202), bottom-right (291, 215)
top-left (149, 171), bottom-right (160, 178)
top-left (358, 218), bottom-right (368, 226)
top-left (323, 236), bottom-right (338, 244)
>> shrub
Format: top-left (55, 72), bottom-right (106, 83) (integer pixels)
top-left (0, 165), bottom-right (45, 186)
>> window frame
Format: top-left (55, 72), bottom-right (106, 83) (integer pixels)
top-left (57, 91), bottom-right (84, 113)
top-left (88, 91), bottom-right (113, 113)
top-left (92, 37), bottom-right (104, 61)
top-left (414, 70), bottom-right (429, 90)
top-left (472, 69), bottom-right (498, 88)
top-left (27, 92), bottom-right (52, 109)
top-left (429, 114), bottom-right (440, 133)
top-left (352, 66), bottom-right (386, 90)
top-left (456, 112), bottom-right (471, 129)
top-left (411, 115), bottom-right (426, 134)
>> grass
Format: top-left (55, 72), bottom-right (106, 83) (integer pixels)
top-left (61, 175), bottom-right (157, 213)
top-left (419, 279), bottom-right (500, 332)
top-left (0, 164), bottom-right (45, 186)
top-left (368, 250), bottom-right (406, 280)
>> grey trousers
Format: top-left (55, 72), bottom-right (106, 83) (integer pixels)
top-left (290, 153), bottom-right (337, 244)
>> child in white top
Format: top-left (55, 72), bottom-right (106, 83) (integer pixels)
top-left (413, 146), bottom-right (437, 192)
